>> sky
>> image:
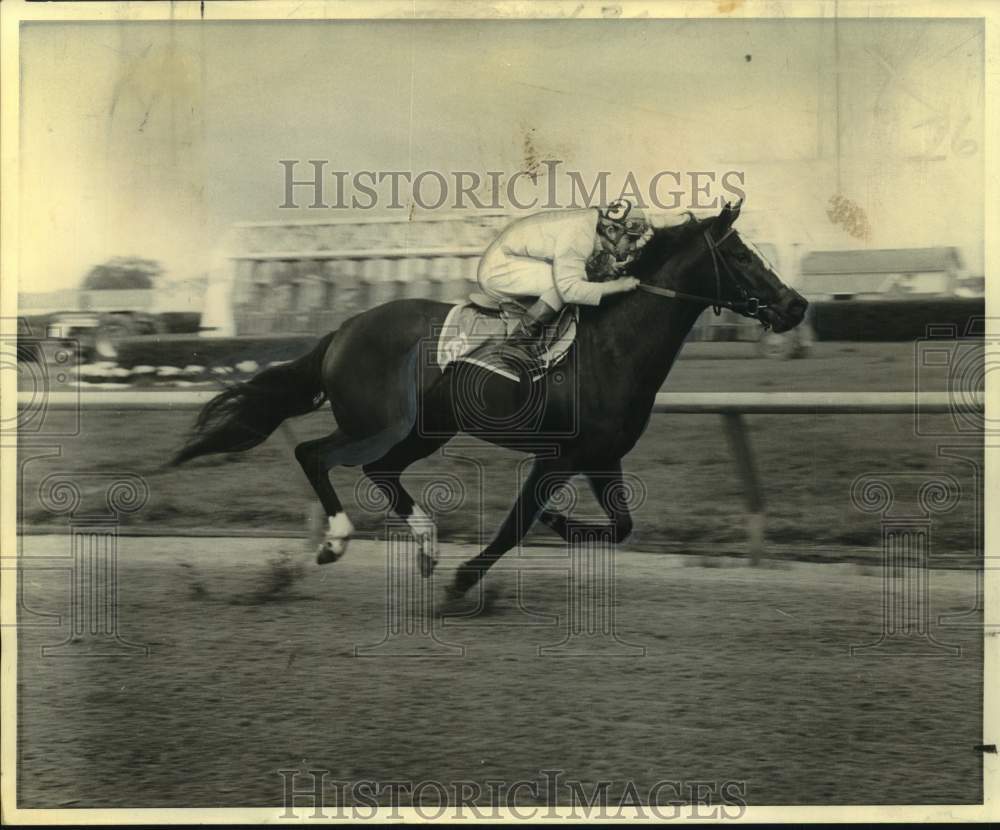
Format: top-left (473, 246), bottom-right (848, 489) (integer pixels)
top-left (18, 17), bottom-right (985, 293)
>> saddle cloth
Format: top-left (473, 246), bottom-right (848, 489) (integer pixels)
top-left (436, 299), bottom-right (577, 382)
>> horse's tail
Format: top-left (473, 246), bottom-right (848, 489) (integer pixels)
top-left (170, 331), bottom-right (335, 466)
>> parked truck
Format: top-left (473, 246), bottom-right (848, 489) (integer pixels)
top-left (24, 277), bottom-right (204, 363)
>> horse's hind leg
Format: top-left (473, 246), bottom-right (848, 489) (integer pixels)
top-left (295, 426), bottom-right (411, 564)
top-left (362, 430), bottom-right (454, 577)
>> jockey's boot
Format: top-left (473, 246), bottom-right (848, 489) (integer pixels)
top-left (500, 298), bottom-right (560, 369)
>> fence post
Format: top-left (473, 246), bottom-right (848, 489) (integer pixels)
top-left (720, 412), bottom-right (765, 564)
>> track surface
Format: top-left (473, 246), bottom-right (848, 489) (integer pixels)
top-left (17, 536), bottom-right (983, 809)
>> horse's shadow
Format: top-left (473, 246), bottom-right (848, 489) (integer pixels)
top-left (434, 581), bottom-right (504, 620)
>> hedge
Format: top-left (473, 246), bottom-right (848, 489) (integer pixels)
top-left (810, 298), bottom-right (985, 342)
top-left (32, 298), bottom-right (989, 374)
top-left (114, 333), bottom-right (320, 370)
top-left (158, 312), bottom-right (203, 334)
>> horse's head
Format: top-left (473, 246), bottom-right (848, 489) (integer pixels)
top-left (634, 201), bottom-right (808, 334)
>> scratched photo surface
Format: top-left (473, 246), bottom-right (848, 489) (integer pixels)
top-left (14, 14), bottom-right (986, 814)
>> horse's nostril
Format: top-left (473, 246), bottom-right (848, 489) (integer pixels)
top-left (787, 298), bottom-right (807, 316)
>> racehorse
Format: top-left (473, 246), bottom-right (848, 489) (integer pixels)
top-left (172, 202), bottom-right (807, 595)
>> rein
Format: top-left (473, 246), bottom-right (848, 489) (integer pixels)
top-left (637, 227), bottom-right (770, 326)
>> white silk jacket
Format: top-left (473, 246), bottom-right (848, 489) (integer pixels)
top-left (489, 208), bottom-right (604, 305)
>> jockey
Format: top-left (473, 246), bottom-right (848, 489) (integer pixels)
top-left (476, 200), bottom-right (653, 364)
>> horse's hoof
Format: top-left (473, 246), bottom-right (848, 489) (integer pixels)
top-left (316, 538), bottom-right (348, 565)
top-left (538, 509), bottom-right (568, 539)
top-left (451, 564), bottom-right (482, 596)
top-left (417, 550), bottom-right (437, 578)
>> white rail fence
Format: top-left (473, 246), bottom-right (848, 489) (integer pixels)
top-left (19, 390), bottom-right (981, 563)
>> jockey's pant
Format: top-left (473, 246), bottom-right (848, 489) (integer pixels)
top-left (477, 246), bottom-right (564, 310)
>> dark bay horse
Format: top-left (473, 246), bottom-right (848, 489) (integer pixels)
top-left (173, 202), bottom-right (807, 594)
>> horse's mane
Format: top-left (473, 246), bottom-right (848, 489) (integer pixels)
top-left (629, 213), bottom-right (713, 280)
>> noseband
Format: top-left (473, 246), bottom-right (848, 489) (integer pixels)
top-left (637, 228), bottom-right (771, 328)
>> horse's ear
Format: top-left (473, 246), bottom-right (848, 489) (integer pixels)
top-left (715, 199), bottom-right (741, 230)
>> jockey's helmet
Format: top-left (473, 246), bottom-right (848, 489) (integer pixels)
top-left (597, 199), bottom-right (653, 264)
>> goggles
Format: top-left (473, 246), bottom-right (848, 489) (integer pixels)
top-left (602, 199), bottom-right (648, 238)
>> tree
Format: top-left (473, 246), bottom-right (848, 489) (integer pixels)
top-left (81, 257), bottom-right (164, 290)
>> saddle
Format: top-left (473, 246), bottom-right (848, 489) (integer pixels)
top-left (436, 294), bottom-right (577, 382)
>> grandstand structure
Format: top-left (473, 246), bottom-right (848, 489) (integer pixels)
top-left (202, 212), bottom-right (510, 336)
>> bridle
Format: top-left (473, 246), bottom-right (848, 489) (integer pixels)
top-left (637, 226), bottom-right (772, 329)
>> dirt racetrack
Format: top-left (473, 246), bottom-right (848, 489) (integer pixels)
top-left (17, 535), bottom-right (982, 810)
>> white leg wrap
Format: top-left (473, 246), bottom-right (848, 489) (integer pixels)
top-left (407, 505), bottom-right (439, 570)
top-left (406, 504), bottom-right (436, 540)
top-left (325, 512), bottom-right (354, 555)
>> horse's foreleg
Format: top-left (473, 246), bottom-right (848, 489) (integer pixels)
top-left (585, 460), bottom-right (635, 543)
top-left (453, 456), bottom-right (575, 594)
top-left (538, 459), bottom-right (634, 544)
top-left (362, 430), bottom-right (454, 576)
